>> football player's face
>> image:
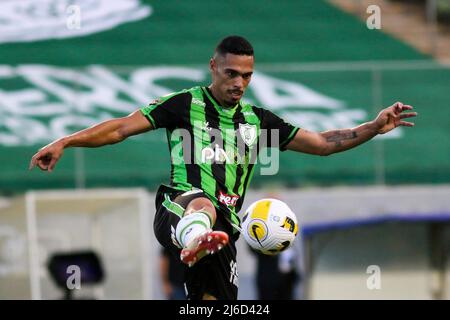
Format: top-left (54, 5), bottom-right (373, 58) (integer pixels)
top-left (210, 53), bottom-right (254, 106)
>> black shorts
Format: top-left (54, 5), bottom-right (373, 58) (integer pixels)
top-left (153, 184), bottom-right (240, 300)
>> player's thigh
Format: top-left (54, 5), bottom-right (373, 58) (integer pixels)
top-left (154, 189), bottom-right (212, 251)
top-left (176, 194), bottom-right (216, 223)
top-left (174, 191), bottom-right (214, 213)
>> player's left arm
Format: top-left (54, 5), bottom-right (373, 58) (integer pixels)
top-left (286, 102), bottom-right (417, 156)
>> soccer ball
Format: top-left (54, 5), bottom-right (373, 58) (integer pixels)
top-left (241, 198), bottom-right (299, 255)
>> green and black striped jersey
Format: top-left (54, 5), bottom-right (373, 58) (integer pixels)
top-left (141, 86), bottom-right (299, 227)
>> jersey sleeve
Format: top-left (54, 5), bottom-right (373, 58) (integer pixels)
top-left (260, 108), bottom-right (300, 151)
top-left (140, 91), bottom-right (191, 129)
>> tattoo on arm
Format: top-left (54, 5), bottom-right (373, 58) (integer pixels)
top-left (324, 130), bottom-right (358, 147)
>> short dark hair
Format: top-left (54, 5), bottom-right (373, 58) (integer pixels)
top-left (215, 35), bottom-right (254, 56)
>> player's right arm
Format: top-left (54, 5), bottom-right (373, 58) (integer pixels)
top-left (29, 110), bottom-right (152, 172)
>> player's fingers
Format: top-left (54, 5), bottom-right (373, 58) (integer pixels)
top-left (399, 121), bottom-right (415, 127)
top-left (36, 160), bottom-right (48, 171)
top-left (393, 102), bottom-right (404, 112)
top-left (401, 104), bottom-right (413, 111)
top-left (34, 162), bottom-right (45, 171)
top-left (47, 157), bottom-right (59, 172)
top-left (29, 156), bottom-right (37, 170)
top-left (399, 112), bottom-right (417, 119)
top-left (29, 152), bottom-right (43, 170)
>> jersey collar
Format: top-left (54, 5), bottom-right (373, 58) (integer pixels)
top-left (203, 86), bottom-right (240, 115)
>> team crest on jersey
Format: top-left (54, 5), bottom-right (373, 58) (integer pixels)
top-left (239, 123), bottom-right (257, 147)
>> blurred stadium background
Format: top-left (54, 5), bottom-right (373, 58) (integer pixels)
top-left (0, 0), bottom-right (449, 300)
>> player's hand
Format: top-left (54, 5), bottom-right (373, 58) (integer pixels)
top-left (29, 140), bottom-right (65, 172)
top-left (374, 102), bottom-right (417, 134)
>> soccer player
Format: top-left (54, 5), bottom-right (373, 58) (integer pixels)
top-left (29, 36), bottom-right (417, 300)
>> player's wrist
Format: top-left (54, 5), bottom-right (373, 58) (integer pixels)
top-left (367, 120), bottom-right (380, 135)
top-left (58, 136), bottom-right (71, 149)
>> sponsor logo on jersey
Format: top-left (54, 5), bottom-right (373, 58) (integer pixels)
top-left (191, 98), bottom-right (206, 107)
top-left (149, 98), bottom-right (162, 105)
top-left (201, 144), bottom-right (231, 163)
top-left (218, 191), bottom-right (239, 207)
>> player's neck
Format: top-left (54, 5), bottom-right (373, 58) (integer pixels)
top-left (207, 85), bottom-right (236, 109)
